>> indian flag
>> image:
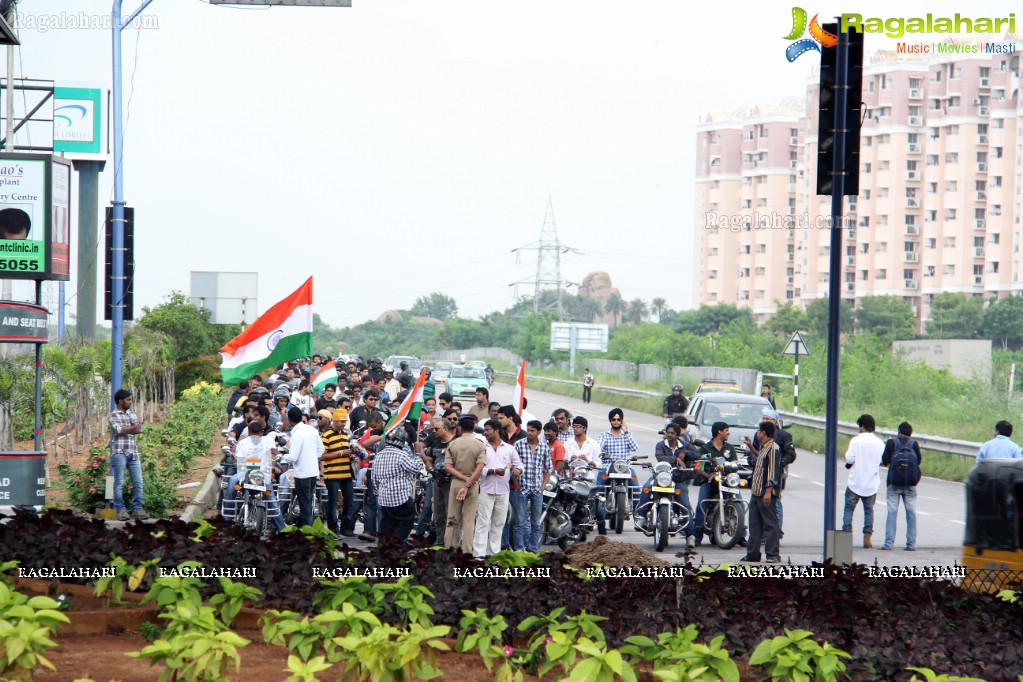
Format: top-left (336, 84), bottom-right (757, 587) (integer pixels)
top-left (311, 363), bottom-right (338, 393)
top-left (219, 278), bottom-right (313, 386)
top-left (512, 358), bottom-right (526, 416)
top-left (384, 369), bottom-right (427, 436)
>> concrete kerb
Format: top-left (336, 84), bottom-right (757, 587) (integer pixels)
top-left (179, 470), bottom-right (220, 524)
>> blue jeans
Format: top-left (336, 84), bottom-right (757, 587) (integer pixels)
top-left (363, 476), bottom-right (379, 535)
top-left (883, 485), bottom-right (917, 549)
top-left (523, 490), bottom-right (544, 552)
top-left (505, 489), bottom-right (525, 550)
top-left (693, 483), bottom-right (713, 541)
top-left (841, 487), bottom-right (876, 535)
top-left (110, 451), bottom-right (143, 514)
top-left (775, 497), bottom-right (783, 538)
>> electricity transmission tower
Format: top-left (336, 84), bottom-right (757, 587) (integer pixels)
top-left (510, 197), bottom-right (580, 319)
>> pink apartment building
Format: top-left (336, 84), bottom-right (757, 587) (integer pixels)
top-left (694, 46), bottom-right (1022, 327)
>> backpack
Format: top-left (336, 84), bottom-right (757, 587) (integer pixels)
top-left (889, 438), bottom-right (920, 487)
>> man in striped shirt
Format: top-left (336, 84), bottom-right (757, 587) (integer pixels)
top-left (513, 420), bottom-right (554, 552)
top-left (741, 421), bottom-right (783, 563)
top-left (320, 408), bottom-right (356, 536)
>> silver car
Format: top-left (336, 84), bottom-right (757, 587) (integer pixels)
top-left (685, 393), bottom-right (777, 477)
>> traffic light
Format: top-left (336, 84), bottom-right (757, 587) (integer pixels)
top-left (104, 206), bottom-right (134, 321)
top-left (816, 24), bottom-right (863, 196)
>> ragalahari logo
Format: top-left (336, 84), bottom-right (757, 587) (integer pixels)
top-left (784, 7), bottom-right (838, 61)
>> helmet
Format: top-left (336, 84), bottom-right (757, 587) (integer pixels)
top-left (673, 384), bottom-right (683, 392)
top-left (370, 356), bottom-right (383, 365)
top-left (399, 361), bottom-right (408, 369)
top-left (273, 385), bottom-right (292, 400)
top-left (250, 386), bottom-right (270, 400)
top-left (385, 427), bottom-right (407, 448)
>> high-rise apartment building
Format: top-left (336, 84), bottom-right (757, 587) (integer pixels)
top-left (694, 45), bottom-right (1022, 327)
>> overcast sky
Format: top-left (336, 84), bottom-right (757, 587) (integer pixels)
top-left (7, 0), bottom-right (1016, 328)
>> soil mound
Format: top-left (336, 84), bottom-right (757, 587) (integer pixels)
top-left (563, 535), bottom-right (670, 568)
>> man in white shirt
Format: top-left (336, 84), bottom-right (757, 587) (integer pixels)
top-left (282, 406), bottom-right (325, 527)
top-left (473, 419), bottom-right (523, 557)
top-left (222, 420), bottom-right (286, 532)
top-left (564, 416), bottom-right (602, 466)
top-left (842, 413), bottom-right (886, 548)
top-left (289, 379), bottom-right (315, 418)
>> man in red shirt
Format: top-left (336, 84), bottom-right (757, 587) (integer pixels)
top-left (543, 421), bottom-right (566, 473)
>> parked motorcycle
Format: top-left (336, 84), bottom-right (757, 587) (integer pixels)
top-left (226, 467), bottom-right (279, 537)
top-left (696, 454), bottom-right (748, 549)
top-left (275, 454), bottom-right (329, 526)
top-left (601, 457), bottom-right (640, 534)
top-left (635, 461), bottom-right (696, 551)
top-left (212, 439), bottom-right (237, 513)
top-left (539, 460), bottom-right (601, 550)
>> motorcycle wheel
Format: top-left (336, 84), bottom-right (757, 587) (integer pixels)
top-left (254, 505), bottom-right (267, 536)
top-left (712, 501), bottom-right (744, 549)
top-left (558, 530), bottom-right (586, 551)
top-left (614, 491), bottom-right (626, 534)
top-left (654, 505), bottom-right (669, 552)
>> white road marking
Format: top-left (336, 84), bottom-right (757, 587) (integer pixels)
top-left (916, 511), bottom-right (933, 516)
top-left (950, 520), bottom-right (965, 525)
top-left (810, 481), bottom-right (824, 487)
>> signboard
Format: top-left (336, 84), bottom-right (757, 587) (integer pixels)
top-left (550, 322), bottom-right (609, 352)
top-left (190, 271), bottom-right (259, 325)
top-left (0, 302), bottom-right (48, 343)
top-left (782, 331), bottom-right (810, 357)
top-left (54, 86), bottom-right (107, 160)
top-left (0, 453), bottom-right (47, 511)
top-left (0, 153), bottom-right (71, 281)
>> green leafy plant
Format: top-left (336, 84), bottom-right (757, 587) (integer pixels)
top-left (648, 635), bottom-right (739, 682)
top-left (295, 518), bottom-right (339, 558)
top-left (313, 576), bottom-right (376, 613)
top-left (263, 605), bottom-right (381, 663)
top-left (622, 626), bottom-right (700, 664)
top-left (562, 637), bottom-right (637, 682)
top-left (0, 582), bottom-right (71, 679)
top-left (0, 560), bottom-right (18, 587)
top-left (128, 600), bottom-right (249, 681)
top-left (332, 623), bottom-right (451, 681)
top-left (485, 550), bottom-right (543, 568)
top-left (191, 519), bottom-right (216, 543)
top-left (139, 620), bottom-right (163, 643)
top-left (456, 608), bottom-right (508, 671)
top-left (749, 628), bottom-right (851, 682)
top-left (283, 654), bottom-right (333, 682)
top-left (519, 607), bottom-right (607, 648)
top-left (140, 561), bottom-right (204, 613)
top-left (93, 556), bottom-right (160, 606)
top-left (374, 575), bottom-right (436, 628)
top-left (905, 668), bottom-right (988, 682)
top-left (208, 576), bottom-right (263, 627)
top-left (996, 588), bottom-right (1019, 603)
top-left (57, 448), bottom-right (109, 512)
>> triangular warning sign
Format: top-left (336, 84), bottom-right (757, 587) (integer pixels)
top-left (782, 331), bottom-right (810, 357)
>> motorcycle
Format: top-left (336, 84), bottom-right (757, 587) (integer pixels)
top-left (212, 439), bottom-right (237, 513)
top-left (275, 453), bottom-right (330, 526)
top-left (696, 454), bottom-right (748, 549)
top-left (601, 456), bottom-right (640, 534)
top-left (225, 467), bottom-right (280, 537)
top-left (538, 459), bottom-right (601, 550)
top-left (635, 461), bottom-right (696, 552)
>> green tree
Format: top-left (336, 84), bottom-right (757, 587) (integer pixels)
top-left (136, 292), bottom-right (240, 364)
top-left (604, 292), bottom-right (626, 327)
top-left (625, 298), bottom-right (649, 325)
top-left (673, 304), bottom-right (754, 337)
top-left (925, 292), bottom-right (983, 339)
top-left (763, 301), bottom-right (809, 336)
top-left (650, 297), bottom-right (668, 322)
top-left (855, 295), bottom-right (916, 341)
top-left (805, 297), bottom-right (854, 336)
top-left (569, 297), bottom-right (603, 323)
top-left (983, 295), bottom-right (1023, 350)
top-left (410, 292), bottom-right (458, 320)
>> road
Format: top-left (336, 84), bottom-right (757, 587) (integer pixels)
top-left (482, 381), bottom-right (966, 567)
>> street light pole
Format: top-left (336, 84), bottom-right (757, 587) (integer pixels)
top-left (110, 0), bottom-right (155, 407)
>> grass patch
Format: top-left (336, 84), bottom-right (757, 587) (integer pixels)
top-left (787, 425), bottom-right (975, 483)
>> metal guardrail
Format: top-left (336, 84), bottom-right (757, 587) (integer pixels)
top-left (779, 411), bottom-right (981, 459)
top-left (489, 370), bottom-right (982, 459)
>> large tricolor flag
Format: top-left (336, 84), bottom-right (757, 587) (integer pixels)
top-left (384, 369), bottom-right (427, 436)
top-left (219, 278), bottom-right (313, 386)
top-left (311, 363), bottom-right (338, 393)
top-left (511, 358), bottom-right (526, 417)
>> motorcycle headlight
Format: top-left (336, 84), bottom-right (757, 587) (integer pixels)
top-left (655, 472), bottom-right (672, 487)
top-left (725, 473), bottom-right (740, 488)
top-left (545, 475), bottom-right (559, 492)
top-left (612, 460), bottom-right (629, 474)
top-left (247, 471), bottom-right (265, 488)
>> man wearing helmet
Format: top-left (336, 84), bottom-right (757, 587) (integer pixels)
top-left (372, 427), bottom-right (428, 542)
top-left (663, 385), bottom-right (689, 420)
top-left (367, 357), bottom-right (386, 384)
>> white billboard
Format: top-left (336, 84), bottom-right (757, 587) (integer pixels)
top-left (550, 322), bottom-right (608, 352)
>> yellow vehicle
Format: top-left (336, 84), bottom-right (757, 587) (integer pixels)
top-left (961, 458), bottom-right (1023, 592)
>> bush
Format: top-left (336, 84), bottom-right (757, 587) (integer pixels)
top-left (175, 356), bottom-right (224, 398)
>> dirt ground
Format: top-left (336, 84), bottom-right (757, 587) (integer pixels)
top-left (563, 535), bottom-right (672, 568)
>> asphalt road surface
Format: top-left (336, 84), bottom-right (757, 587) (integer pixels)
top-left (480, 381), bottom-right (967, 568)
